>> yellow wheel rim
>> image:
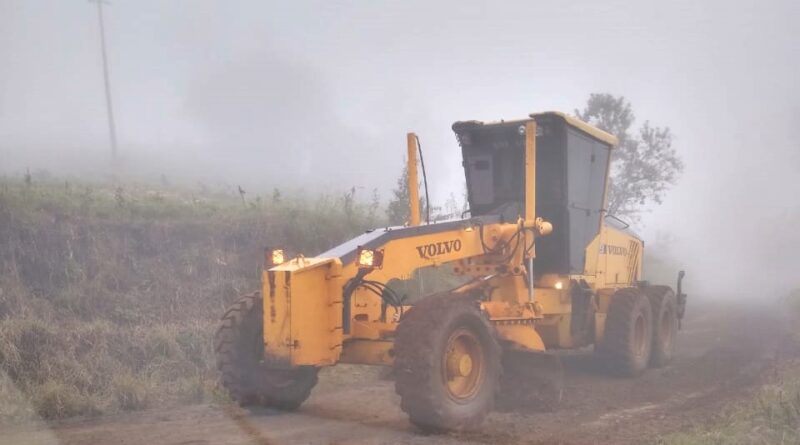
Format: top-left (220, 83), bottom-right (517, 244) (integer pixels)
top-left (443, 328), bottom-right (485, 401)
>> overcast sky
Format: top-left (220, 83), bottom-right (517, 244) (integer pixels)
top-left (1, 0), bottom-right (798, 296)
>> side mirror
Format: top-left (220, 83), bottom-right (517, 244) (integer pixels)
top-left (604, 213), bottom-right (631, 230)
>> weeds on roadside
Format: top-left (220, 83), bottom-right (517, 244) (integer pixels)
top-left (0, 177), bottom-right (384, 421)
top-left (655, 289), bottom-right (800, 445)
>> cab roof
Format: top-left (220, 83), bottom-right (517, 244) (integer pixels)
top-left (452, 111), bottom-right (619, 147)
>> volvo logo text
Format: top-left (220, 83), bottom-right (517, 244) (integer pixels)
top-left (416, 239), bottom-right (462, 259)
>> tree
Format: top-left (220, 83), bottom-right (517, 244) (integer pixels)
top-left (386, 164), bottom-right (425, 226)
top-left (387, 165), bottom-right (411, 226)
top-left (575, 93), bottom-right (683, 220)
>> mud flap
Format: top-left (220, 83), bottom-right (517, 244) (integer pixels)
top-left (497, 348), bottom-right (564, 412)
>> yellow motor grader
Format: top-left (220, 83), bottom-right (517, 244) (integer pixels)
top-left (215, 111), bottom-right (687, 432)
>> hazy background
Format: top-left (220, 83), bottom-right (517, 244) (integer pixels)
top-left (1, 0), bottom-right (798, 297)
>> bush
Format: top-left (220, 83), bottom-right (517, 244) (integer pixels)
top-left (32, 381), bottom-right (101, 420)
top-left (111, 373), bottom-right (151, 411)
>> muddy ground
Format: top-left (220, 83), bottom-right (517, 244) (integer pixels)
top-left (1, 299), bottom-right (790, 445)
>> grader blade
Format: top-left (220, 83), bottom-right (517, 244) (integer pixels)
top-left (497, 349), bottom-right (564, 412)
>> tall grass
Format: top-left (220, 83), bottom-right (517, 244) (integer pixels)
top-left (0, 177), bottom-right (382, 421)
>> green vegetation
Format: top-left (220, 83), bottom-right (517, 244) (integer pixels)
top-left (0, 177), bottom-right (381, 421)
top-left (655, 289), bottom-right (800, 445)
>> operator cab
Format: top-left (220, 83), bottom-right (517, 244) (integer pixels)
top-left (452, 112), bottom-right (616, 275)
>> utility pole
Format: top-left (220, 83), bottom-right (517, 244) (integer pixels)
top-left (89, 0), bottom-right (118, 161)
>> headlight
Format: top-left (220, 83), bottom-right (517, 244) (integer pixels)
top-left (265, 248), bottom-right (285, 267)
top-left (356, 246), bottom-right (383, 269)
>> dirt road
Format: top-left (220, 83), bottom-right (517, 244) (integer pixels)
top-left (1, 299), bottom-right (788, 445)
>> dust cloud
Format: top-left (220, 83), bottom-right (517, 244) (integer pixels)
top-left (1, 0), bottom-right (798, 297)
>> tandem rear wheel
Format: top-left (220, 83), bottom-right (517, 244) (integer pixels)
top-left (643, 285), bottom-right (679, 367)
top-left (598, 288), bottom-right (654, 376)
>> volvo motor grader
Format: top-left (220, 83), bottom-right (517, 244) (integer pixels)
top-left (215, 112), bottom-right (687, 431)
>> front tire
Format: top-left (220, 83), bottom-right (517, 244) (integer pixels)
top-left (598, 288), bottom-right (653, 377)
top-left (393, 293), bottom-right (501, 433)
top-left (214, 292), bottom-right (318, 410)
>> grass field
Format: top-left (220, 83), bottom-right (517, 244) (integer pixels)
top-left (0, 177), bottom-right (381, 421)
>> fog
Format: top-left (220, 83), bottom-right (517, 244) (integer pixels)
top-left (1, 0), bottom-right (798, 297)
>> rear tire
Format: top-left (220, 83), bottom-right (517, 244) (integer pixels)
top-left (643, 286), bottom-right (678, 368)
top-left (215, 292), bottom-right (318, 410)
top-left (598, 288), bottom-right (653, 377)
top-left (393, 293), bottom-right (501, 433)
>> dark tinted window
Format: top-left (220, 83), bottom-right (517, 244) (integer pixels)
top-left (565, 129), bottom-right (609, 272)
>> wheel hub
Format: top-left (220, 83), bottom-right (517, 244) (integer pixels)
top-left (458, 355), bottom-right (473, 376)
top-left (443, 329), bottom-right (484, 400)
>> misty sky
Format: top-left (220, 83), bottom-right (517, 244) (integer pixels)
top-left (1, 0), bottom-right (798, 295)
